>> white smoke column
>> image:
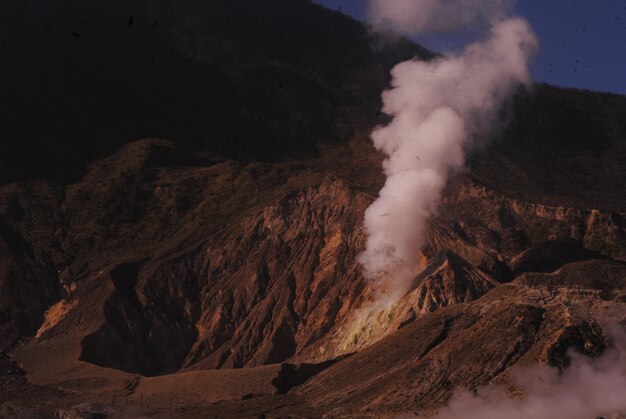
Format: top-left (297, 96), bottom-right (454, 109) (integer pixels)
top-left (359, 1), bottom-right (538, 300)
top-left (411, 326), bottom-right (626, 419)
top-left (368, 0), bottom-right (515, 36)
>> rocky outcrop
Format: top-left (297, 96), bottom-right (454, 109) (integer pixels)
top-left (515, 259), bottom-right (626, 293)
top-left (183, 177), bottom-right (372, 369)
top-left (5, 149), bottom-right (626, 377)
top-left (438, 178), bottom-right (626, 262)
top-left (400, 250), bottom-right (499, 317)
top-left (321, 250), bottom-right (500, 359)
top-left (78, 260), bottom-right (202, 376)
top-left (510, 238), bottom-right (606, 275)
top-left (298, 282), bottom-right (622, 416)
top-left (0, 138), bottom-right (624, 418)
top-left (0, 197), bottom-right (61, 351)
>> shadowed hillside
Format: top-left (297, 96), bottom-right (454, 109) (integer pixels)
top-left (471, 84), bottom-right (626, 212)
top-left (0, 0), bottom-right (431, 183)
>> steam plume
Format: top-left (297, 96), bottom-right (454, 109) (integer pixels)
top-left (359, 1), bottom-right (537, 300)
top-left (368, 0), bottom-right (515, 36)
top-left (411, 326), bottom-right (626, 419)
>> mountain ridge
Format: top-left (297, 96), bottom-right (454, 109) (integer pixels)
top-left (1, 0), bottom-right (625, 417)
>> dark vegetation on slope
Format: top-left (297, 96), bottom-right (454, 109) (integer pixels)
top-left (0, 0), bottom-right (431, 184)
top-left (471, 83), bottom-right (626, 212)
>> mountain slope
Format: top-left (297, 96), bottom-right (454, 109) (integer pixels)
top-left (0, 0), bottom-right (625, 417)
top-left (0, 0), bottom-right (431, 183)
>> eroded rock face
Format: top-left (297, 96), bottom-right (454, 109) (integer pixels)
top-left (429, 178), bottom-right (626, 274)
top-left (79, 261), bottom-right (202, 376)
top-left (0, 184), bottom-right (62, 351)
top-left (0, 138), bottom-right (624, 419)
top-left (5, 152), bottom-right (626, 378)
top-left (310, 250), bottom-right (501, 360)
top-left (510, 238), bottom-right (606, 275)
top-left (298, 283), bottom-right (621, 416)
top-left (515, 259), bottom-right (626, 294)
top-left (184, 177), bottom-right (372, 369)
top-left (398, 251), bottom-right (499, 319)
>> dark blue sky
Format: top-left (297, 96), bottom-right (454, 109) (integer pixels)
top-left (312, 0), bottom-right (626, 95)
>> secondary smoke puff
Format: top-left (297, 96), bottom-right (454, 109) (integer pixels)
top-left (422, 327), bottom-right (626, 419)
top-left (358, 18), bottom-right (537, 296)
top-left (368, 0), bottom-right (515, 36)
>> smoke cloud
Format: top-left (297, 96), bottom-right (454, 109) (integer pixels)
top-left (414, 326), bottom-right (626, 419)
top-left (358, 2), bottom-right (537, 300)
top-left (368, 0), bottom-right (515, 36)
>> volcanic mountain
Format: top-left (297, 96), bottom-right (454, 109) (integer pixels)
top-left (1, 0), bottom-right (625, 418)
